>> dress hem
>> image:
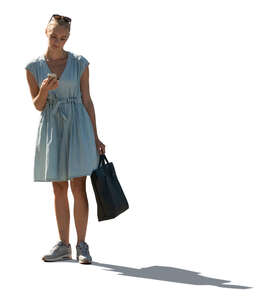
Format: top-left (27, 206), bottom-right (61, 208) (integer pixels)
top-left (33, 172), bottom-right (96, 182)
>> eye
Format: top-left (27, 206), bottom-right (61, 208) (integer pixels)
top-left (51, 36), bottom-right (66, 40)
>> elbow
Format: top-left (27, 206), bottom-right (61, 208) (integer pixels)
top-left (83, 98), bottom-right (93, 109)
top-left (33, 100), bottom-right (44, 112)
top-left (34, 103), bottom-right (43, 112)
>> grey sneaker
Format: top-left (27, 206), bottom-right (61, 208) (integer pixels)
top-left (76, 241), bottom-right (92, 264)
top-left (42, 241), bottom-right (72, 262)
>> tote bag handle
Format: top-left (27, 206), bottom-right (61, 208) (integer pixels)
top-left (98, 154), bottom-right (109, 168)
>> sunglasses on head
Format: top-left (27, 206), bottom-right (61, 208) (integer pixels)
top-left (49, 14), bottom-right (71, 23)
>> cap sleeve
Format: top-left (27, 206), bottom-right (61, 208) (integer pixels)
top-left (78, 55), bottom-right (89, 78)
top-left (25, 61), bottom-right (38, 83)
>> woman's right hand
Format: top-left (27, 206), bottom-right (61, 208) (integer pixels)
top-left (40, 77), bottom-right (59, 93)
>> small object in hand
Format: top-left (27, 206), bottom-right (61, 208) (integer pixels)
top-left (47, 73), bottom-right (57, 80)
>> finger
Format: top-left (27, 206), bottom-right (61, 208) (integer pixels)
top-left (48, 77), bottom-right (55, 83)
top-left (47, 79), bottom-right (54, 86)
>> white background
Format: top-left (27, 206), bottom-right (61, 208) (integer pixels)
top-left (0, 0), bottom-right (263, 298)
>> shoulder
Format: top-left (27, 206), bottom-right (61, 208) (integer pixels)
top-left (25, 55), bottom-right (43, 72)
top-left (70, 52), bottom-right (89, 65)
top-left (70, 52), bottom-right (90, 78)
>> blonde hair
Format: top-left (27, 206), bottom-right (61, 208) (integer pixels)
top-left (46, 17), bottom-right (71, 36)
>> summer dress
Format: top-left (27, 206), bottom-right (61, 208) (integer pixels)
top-left (25, 51), bottom-right (100, 182)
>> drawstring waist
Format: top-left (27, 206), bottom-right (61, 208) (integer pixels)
top-left (44, 96), bottom-right (83, 121)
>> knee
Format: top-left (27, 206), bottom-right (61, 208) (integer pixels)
top-left (52, 181), bottom-right (69, 196)
top-left (70, 176), bottom-right (87, 195)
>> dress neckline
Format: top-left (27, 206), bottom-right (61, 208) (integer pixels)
top-left (43, 51), bottom-right (71, 80)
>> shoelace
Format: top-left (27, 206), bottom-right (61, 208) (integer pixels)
top-left (49, 241), bottom-right (66, 254)
top-left (77, 242), bottom-right (89, 255)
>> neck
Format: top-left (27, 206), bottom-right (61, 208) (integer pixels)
top-left (45, 49), bottom-right (68, 61)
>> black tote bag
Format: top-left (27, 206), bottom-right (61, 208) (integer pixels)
top-left (90, 154), bottom-right (129, 221)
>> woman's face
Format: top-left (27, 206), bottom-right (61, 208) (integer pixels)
top-left (46, 25), bottom-right (70, 52)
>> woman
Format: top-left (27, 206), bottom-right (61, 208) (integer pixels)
top-left (25, 14), bottom-right (105, 264)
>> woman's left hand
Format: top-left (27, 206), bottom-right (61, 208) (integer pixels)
top-left (95, 138), bottom-right (106, 155)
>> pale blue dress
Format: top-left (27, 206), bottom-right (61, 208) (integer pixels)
top-left (25, 51), bottom-right (100, 182)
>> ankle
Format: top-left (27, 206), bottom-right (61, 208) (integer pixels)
top-left (61, 240), bottom-right (70, 246)
top-left (77, 240), bottom-right (85, 245)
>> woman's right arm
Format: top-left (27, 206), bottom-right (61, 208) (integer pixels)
top-left (25, 70), bottom-right (58, 111)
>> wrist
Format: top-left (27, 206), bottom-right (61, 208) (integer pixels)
top-left (40, 86), bottom-right (48, 97)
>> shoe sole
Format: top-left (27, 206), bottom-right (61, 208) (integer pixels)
top-left (76, 256), bottom-right (92, 264)
top-left (42, 255), bottom-right (72, 262)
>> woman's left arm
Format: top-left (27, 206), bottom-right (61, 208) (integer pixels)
top-left (80, 65), bottom-right (106, 154)
top-left (80, 65), bottom-right (99, 140)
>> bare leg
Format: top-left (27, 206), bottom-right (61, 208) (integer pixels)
top-left (70, 176), bottom-right (88, 244)
top-left (52, 181), bottom-right (70, 245)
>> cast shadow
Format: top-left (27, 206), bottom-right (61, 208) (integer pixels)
top-left (60, 259), bottom-right (252, 289)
